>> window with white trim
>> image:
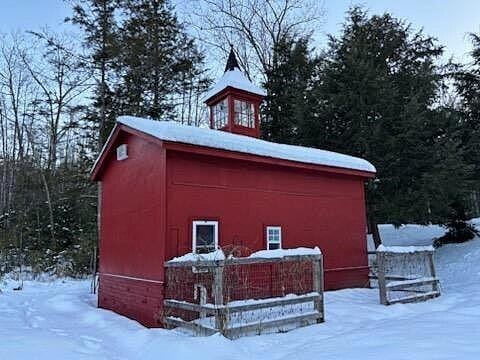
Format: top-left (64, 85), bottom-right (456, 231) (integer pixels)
top-left (192, 221), bottom-right (218, 254)
top-left (266, 226), bottom-right (282, 250)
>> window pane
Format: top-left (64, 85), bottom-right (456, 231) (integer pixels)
top-left (268, 243), bottom-right (280, 250)
top-left (234, 99), bottom-right (254, 128)
top-left (196, 225), bottom-right (215, 252)
top-left (213, 99), bottom-right (228, 129)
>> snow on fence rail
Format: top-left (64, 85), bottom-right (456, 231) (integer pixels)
top-left (163, 250), bottom-right (324, 339)
top-left (375, 245), bottom-right (440, 305)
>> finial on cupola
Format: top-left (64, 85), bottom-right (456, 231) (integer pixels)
top-left (204, 44), bottom-right (266, 138)
top-left (224, 45), bottom-right (240, 72)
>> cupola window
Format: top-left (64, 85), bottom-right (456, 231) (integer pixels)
top-left (212, 98), bottom-right (228, 129)
top-left (234, 99), bottom-right (255, 128)
top-left (204, 46), bottom-right (265, 138)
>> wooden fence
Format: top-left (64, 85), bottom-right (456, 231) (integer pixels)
top-left (163, 253), bottom-right (324, 338)
top-left (376, 246), bottom-right (440, 305)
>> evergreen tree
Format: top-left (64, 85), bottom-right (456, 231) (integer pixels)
top-left (262, 36), bottom-right (319, 144)
top-left (302, 8), bottom-right (471, 245)
top-left (455, 33), bottom-right (480, 199)
top-left (68, 0), bottom-right (120, 149)
top-left (116, 0), bottom-right (208, 120)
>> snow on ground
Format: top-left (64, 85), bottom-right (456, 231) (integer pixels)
top-left (367, 223), bottom-right (446, 251)
top-left (1, 225), bottom-right (480, 359)
top-left (370, 218), bottom-right (480, 249)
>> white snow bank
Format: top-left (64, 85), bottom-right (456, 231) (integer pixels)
top-left (376, 245), bottom-right (434, 253)
top-left (167, 249), bottom-right (225, 263)
top-left (116, 116), bottom-right (376, 173)
top-left (367, 217), bottom-right (480, 251)
top-left (367, 223), bottom-right (446, 251)
top-left (203, 68), bottom-right (267, 100)
top-left (249, 247), bottom-right (321, 259)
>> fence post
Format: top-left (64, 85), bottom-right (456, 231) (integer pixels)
top-left (376, 251), bottom-right (388, 305)
top-left (427, 251), bottom-right (439, 292)
top-left (312, 255), bottom-right (324, 322)
top-left (213, 264), bottom-right (226, 334)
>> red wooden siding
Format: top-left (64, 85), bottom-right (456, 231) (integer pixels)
top-left (96, 130), bottom-right (371, 327)
top-left (99, 274), bottom-right (163, 327)
top-left (165, 150), bottom-right (369, 290)
top-left (98, 132), bottom-right (166, 326)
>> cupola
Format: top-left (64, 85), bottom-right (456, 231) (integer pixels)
top-left (204, 47), bottom-right (266, 138)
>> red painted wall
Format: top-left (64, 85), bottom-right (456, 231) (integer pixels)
top-left (165, 150), bottom-right (370, 290)
top-left (98, 132), bottom-right (166, 327)
top-left (97, 131), bottom-right (370, 327)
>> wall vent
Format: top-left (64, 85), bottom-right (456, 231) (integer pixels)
top-left (116, 144), bottom-right (128, 161)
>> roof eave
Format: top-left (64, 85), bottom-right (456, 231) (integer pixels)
top-left (162, 140), bottom-right (376, 179)
top-left (92, 119), bottom-right (376, 181)
top-left (204, 86), bottom-right (265, 105)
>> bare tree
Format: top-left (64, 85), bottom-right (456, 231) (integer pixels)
top-left (21, 31), bottom-right (91, 172)
top-left (0, 34), bottom-right (36, 223)
top-left (186, 0), bottom-right (324, 80)
top-left (18, 32), bottom-right (91, 249)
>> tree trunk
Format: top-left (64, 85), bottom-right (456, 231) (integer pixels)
top-left (368, 217), bottom-right (382, 249)
top-left (41, 171), bottom-right (55, 249)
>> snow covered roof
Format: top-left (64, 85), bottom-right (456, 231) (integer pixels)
top-left (116, 116), bottom-right (376, 173)
top-left (203, 68), bottom-right (267, 101)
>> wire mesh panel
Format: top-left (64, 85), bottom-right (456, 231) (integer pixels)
top-left (376, 246), bottom-right (440, 305)
top-left (163, 253), bottom-right (324, 338)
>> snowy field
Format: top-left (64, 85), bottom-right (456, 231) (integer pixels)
top-left (2, 223), bottom-right (480, 359)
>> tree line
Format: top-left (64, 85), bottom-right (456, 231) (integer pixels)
top-left (1, 1), bottom-right (479, 277)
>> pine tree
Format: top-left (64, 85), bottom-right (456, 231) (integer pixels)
top-left (66, 0), bottom-right (119, 151)
top-left (262, 36), bottom-right (319, 144)
top-left (116, 0), bottom-right (208, 121)
top-left (68, 0), bottom-right (120, 150)
top-left (302, 7), bottom-right (471, 245)
top-left (455, 33), bottom-right (480, 200)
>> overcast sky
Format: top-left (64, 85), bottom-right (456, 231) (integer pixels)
top-left (1, 0), bottom-right (479, 64)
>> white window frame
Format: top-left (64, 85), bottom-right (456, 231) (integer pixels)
top-left (266, 226), bottom-right (282, 250)
top-left (192, 220), bottom-right (219, 254)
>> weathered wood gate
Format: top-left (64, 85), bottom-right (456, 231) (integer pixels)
top-left (376, 245), bottom-right (440, 305)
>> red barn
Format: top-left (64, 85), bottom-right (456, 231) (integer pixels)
top-left (91, 50), bottom-right (376, 327)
